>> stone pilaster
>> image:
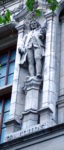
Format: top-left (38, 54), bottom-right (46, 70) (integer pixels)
top-left (59, 17), bottom-right (64, 96)
top-left (39, 12), bottom-right (58, 127)
top-left (22, 77), bottom-right (42, 129)
top-left (58, 17), bottom-right (64, 124)
top-left (5, 21), bottom-right (25, 136)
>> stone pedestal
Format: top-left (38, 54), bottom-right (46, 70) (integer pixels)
top-left (22, 77), bottom-right (42, 129)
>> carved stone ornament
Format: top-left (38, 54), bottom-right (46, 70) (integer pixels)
top-left (11, 2), bottom-right (26, 22)
top-left (18, 19), bottom-right (47, 78)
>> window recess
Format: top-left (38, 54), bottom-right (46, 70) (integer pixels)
top-left (0, 96), bottom-right (11, 143)
top-left (0, 49), bottom-right (16, 88)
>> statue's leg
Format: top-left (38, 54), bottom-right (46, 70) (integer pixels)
top-left (36, 58), bottom-right (42, 77)
top-left (35, 48), bottom-right (42, 78)
top-left (27, 48), bottom-right (35, 76)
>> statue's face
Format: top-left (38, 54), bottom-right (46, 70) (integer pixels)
top-left (30, 21), bottom-right (38, 30)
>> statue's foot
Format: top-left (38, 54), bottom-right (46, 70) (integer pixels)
top-left (26, 76), bottom-right (35, 80)
top-left (37, 74), bottom-right (42, 79)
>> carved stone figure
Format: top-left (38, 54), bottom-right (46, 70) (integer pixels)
top-left (19, 20), bottom-right (46, 78)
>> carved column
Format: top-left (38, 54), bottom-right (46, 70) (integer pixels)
top-left (22, 77), bottom-right (42, 129)
top-left (39, 12), bottom-right (58, 127)
top-left (5, 21), bottom-right (25, 136)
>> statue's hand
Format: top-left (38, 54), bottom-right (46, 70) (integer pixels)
top-left (18, 48), bottom-right (25, 56)
top-left (18, 48), bottom-right (21, 54)
top-left (40, 28), bottom-right (45, 35)
top-left (39, 28), bottom-right (46, 40)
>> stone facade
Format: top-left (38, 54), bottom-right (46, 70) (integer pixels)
top-left (0, 0), bottom-right (64, 149)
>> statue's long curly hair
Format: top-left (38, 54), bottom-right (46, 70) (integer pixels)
top-left (29, 19), bottom-right (40, 30)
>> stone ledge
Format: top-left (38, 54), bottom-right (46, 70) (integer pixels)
top-left (5, 123), bottom-right (64, 144)
top-left (57, 98), bottom-right (64, 108)
top-left (38, 106), bottom-right (53, 113)
top-left (5, 118), bottom-right (20, 126)
top-left (22, 109), bottom-right (38, 116)
top-left (5, 123), bottom-right (47, 142)
top-left (58, 95), bottom-right (64, 101)
top-left (0, 84), bottom-right (12, 96)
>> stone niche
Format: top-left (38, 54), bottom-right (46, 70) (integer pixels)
top-left (18, 19), bottom-right (46, 129)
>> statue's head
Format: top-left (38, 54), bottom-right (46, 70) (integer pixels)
top-left (30, 20), bottom-right (40, 30)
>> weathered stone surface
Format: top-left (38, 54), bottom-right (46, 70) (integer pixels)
top-left (4, 2), bottom-right (64, 148)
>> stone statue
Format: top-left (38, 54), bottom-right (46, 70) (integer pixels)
top-left (19, 20), bottom-right (46, 78)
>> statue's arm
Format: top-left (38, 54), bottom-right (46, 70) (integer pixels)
top-left (39, 29), bottom-right (45, 40)
top-left (39, 21), bottom-right (47, 38)
top-left (18, 34), bottom-right (27, 56)
top-left (39, 24), bottom-right (47, 40)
